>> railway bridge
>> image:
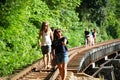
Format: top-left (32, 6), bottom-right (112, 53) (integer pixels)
top-left (1, 39), bottom-right (120, 80)
top-left (78, 40), bottom-right (120, 80)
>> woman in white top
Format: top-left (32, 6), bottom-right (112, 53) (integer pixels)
top-left (92, 28), bottom-right (97, 44)
top-left (38, 22), bottom-right (53, 69)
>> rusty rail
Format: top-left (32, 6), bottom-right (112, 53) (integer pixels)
top-left (4, 39), bottom-right (120, 80)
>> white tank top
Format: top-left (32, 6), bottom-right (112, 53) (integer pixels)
top-left (42, 31), bottom-right (52, 46)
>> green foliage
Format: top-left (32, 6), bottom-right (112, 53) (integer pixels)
top-left (65, 28), bottom-right (84, 48)
top-left (0, 0), bottom-right (82, 76)
top-left (77, 0), bottom-right (108, 26)
top-left (115, 0), bottom-right (120, 20)
top-left (77, 0), bottom-right (120, 40)
top-left (0, 0), bottom-right (119, 77)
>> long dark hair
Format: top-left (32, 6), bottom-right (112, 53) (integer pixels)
top-left (53, 28), bottom-right (63, 40)
top-left (53, 29), bottom-right (58, 40)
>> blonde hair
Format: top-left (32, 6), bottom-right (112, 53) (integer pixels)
top-left (40, 22), bottom-right (50, 32)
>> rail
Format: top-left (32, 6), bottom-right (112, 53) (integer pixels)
top-left (78, 39), bottom-right (120, 72)
top-left (2, 39), bottom-right (120, 80)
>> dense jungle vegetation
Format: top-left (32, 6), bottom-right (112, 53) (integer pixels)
top-left (0, 0), bottom-right (120, 77)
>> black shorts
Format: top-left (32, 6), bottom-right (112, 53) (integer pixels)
top-left (41, 45), bottom-right (51, 55)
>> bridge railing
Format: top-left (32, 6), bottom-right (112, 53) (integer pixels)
top-left (78, 41), bottom-right (120, 72)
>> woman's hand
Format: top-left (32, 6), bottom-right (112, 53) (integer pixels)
top-left (38, 39), bottom-right (41, 47)
top-left (62, 39), bottom-right (67, 46)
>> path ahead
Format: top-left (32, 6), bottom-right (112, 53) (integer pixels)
top-left (1, 39), bottom-right (120, 80)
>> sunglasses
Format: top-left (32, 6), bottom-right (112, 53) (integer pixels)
top-left (57, 30), bottom-right (62, 34)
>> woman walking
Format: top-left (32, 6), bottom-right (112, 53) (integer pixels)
top-left (92, 28), bottom-right (97, 44)
top-left (38, 22), bottom-right (53, 69)
top-left (52, 28), bottom-right (69, 80)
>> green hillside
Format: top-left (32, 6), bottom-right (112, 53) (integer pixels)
top-left (0, 0), bottom-right (120, 77)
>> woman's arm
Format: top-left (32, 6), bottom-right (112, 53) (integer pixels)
top-left (50, 29), bottom-right (53, 41)
top-left (62, 38), bottom-right (67, 46)
top-left (38, 31), bottom-right (42, 47)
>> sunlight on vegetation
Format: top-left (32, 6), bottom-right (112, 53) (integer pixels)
top-left (0, 0), bottom-right (120, 77)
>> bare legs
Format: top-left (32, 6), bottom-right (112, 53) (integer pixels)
top-left (43, 52), bottom-right (51, 69)
top-left (85, 36), bottom-right (94, 47)
top-left (58, 63), bottom-right (67, 80)
top-left (50, 50), bottom-right (56, 68)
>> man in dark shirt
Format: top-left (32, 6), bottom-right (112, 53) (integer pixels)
top-left (84, 28), bottom-right (89, 47)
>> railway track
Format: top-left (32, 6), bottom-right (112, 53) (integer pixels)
top-left (2, 39), bottom-right (120, 80)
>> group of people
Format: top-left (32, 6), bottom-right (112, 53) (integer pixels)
top-left (84, 28), bottom-right (97, 47)
top-left (37, 21), bottom-right (97, 80)
top-left (38, 21), bottom-right (68, 80)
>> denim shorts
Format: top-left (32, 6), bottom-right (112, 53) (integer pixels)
top-left (55, 52), bottom-right (68, 64)
top-left (41, 45), bottom-right (51, 54)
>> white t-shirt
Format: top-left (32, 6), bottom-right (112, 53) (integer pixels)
top-left (41, 31), bottom-right (52, 46)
